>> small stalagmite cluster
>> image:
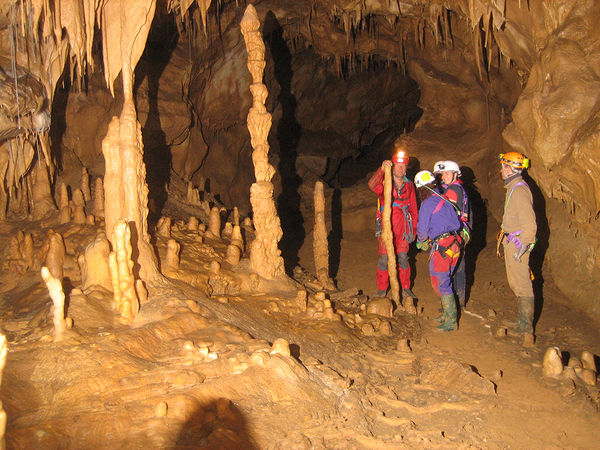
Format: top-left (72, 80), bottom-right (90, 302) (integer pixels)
top-left (542, 346), bottom-right (598, 387)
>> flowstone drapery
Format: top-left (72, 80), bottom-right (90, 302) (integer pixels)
top-left (241, 5), bottom-right (284, 280)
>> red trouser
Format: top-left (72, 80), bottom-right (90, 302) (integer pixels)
top-left (429, 235), bottom-right (461, 296)
top-left (376, 237), bottom-right (410, 290)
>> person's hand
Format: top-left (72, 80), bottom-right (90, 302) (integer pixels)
top-left (513, 245), bottom-right (530, 261)
top-left (382, 160), bottom-right (393, 170)
top-left (416, 240), bottom-right (430, 251)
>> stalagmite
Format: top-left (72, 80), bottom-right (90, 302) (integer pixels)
top-left (44, 230), bottom-right (66, 282)
top-left (241, 5), bottom-right (285, 280)
top-left (381, 164), bottom-right (400, 305)
top-left (0, 333), bottom-right (6, 449)
top-left (157, 216), bottom-right (172, 238)
top-left (72, 188), bottom-right (86, 224)
top-left (31, 162), bottom-right (56, 220)
top-left (232, 206), bottom-right (239, 226)
top-left (108, 220), bottom-right (140, 324)
top-left (270, 338), bottom-right (291, 357)
top-left (41, 266), bottom-right (66, 340)
top-left (166, 239), bottom-right (180, 269)
top-left (81, 168), bottom-right (91, 202)
top-left (79, 232), bottom-right (112, 292)
top-left (231, 225), bottom-right (244, 251)
top-left (93, 178), bottom-right (104, 217)
top-left (542, 347), bottom-right (563, 378)
top-left (59, 183), bottom-right (69, 209)
top-left (313, 181), bottom-right (335, 290)
top-left (581, 351), bottom-right (597, 372)
top-left (101, 0), bottom-right (160, 283)
top-left (223, 221), bottom-right (233, 236)
top-left (187, 216), bottom-right (199, 231)
top-left (186, 182), bottom-right (200, 205)
top-left (225, 244), bottom-right (241, 266)
top-left (207, 206), bottom-right (221, 238)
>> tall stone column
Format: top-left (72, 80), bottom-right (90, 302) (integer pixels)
top-left (241, 5), bottom-right (285, 280)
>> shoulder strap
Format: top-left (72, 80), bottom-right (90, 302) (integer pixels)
top-left (505, 181), bottom-right (527, 209)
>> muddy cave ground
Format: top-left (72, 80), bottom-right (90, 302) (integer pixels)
top-left (0, 168), bottom-right (599, 449)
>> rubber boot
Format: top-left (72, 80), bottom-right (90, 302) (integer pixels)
top-left (517, 296), bottom-right (534, 334)
top-left (376, 289), bottom-right (387, 298)
top-left (435, 294), bottom-right (458, 332)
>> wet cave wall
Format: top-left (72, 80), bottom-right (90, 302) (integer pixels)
top-left (1, 0), bottom-right (599, 321)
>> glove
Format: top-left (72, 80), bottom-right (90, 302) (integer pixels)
top-left (416, 241), bottom-right (430, 251)
top-left (460, 227), bottom-right (471, 245)
top-left (513, 244), bottom-right (530, 261)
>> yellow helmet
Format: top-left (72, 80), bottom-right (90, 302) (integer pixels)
top-left (498, 152), bottom-right (530, 169)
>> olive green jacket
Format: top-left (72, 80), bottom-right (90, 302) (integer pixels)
top-left (502, 175), bottom-right (537, 245)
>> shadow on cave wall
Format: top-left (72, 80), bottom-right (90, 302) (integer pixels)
top-left (136, 11), bottom-right (179, 226)
top-left (174, 399), bottom-right (257, 449)
top-left (522, 171), bottom-right (549, 323)
top-left (263, 11), bottom-right (304, 275)
top-left (460, 166), bottom-right (488, 304)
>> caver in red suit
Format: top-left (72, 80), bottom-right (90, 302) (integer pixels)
top-left (368, 150), bottom-right (418, 297)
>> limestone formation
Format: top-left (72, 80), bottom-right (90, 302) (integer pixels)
top-left (381, 164), bottom-right (400, 305)
top-left (225, 244), bottom-right (241, 266)
top-left (81, 168), bottom-right (91, 202)
top-left (93, 178), bottom-right (105, 218)
top-left (542, 347), bottom-right (563, 378)
top-left (232, 207), bottom-right (239, 227)
top-left (186, 182), bottom-right (200, 205)
top-left (397, 339), bottom-right (412, 353)
top-left (581, 351), bottom-right (597, 372)
top-left (270, 338), bottom-right (291, 357)
top-left (366, 298), bottom-right (393, 318)
top-left (23, 233), bottom-right (35, 271)
top-left (59, 183), bottom-right (69, 209)
top-left (108, 220), bottom-right (140, 324)
top-left (313, 181), bottom-right (335, 290)
top-left (79, 232), bottom-right (113, 292)
top-left (31, 162), bottom-right (57, 220)
top-left (574, 367), bottom-right (597, 386)
top-left (223, 221), bottom-right (233, 236)
top-left (101, 0), bottom-right (160, 284)
top-left (41, 266), bottom-right (66, 340)
top-left (241, 5), bottom-right (285, 280)
top-left (187, 216), bottom-right (199, 231)
top-left (44, 230), bottom-right (66, 282)
top-left (229, 225), bottom-right (242, 248)
top-left (166, 239), bottom-right (180, 269)
top-left (208, 206), bottom-right (221, 239)
top-left (0, 333), bottom-right (6, 449)
top-left (157, 216), bottom-right (172, 238)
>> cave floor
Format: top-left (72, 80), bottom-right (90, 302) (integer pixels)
top-left (0, 209), bottom-right (599, 449)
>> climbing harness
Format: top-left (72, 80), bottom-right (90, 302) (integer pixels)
top-left (375, 177), bottom-right (413, 242)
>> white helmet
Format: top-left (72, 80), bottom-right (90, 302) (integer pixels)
top-left (440, 160), bottom-right (461, 176)
top-left (433, 161), bottom-right (445, 174)
top-left (414, 170), bottom-right (435, 188)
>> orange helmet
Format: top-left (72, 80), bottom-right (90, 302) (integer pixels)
top-left (498, 152), bottom-right (529, 169)
top-left (392, 149), bottom-right (409, 165)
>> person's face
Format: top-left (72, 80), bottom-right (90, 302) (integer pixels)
top-left (500, 164), bottom-right (511, 180)
top-left (393, 162), bottom-right (407, 179)
top-left (441, 170), bottom-right (455, 185)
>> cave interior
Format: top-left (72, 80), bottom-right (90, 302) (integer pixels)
top-left (0, 0), bottom-right (598, 448)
